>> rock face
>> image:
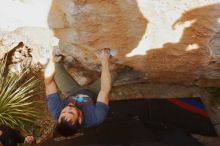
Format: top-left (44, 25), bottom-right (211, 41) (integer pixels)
top-left (0, 27), bottom-right (58, 72)
top-left (48, 0), bottom-right (147, 70)
top-left (1, 0), bottom-right (220, 87)
top-left (47, 0), bottom-right (220, 87)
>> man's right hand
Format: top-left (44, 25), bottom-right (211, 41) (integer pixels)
top-left (44, 47), bottom-right (63, 82)
top-left (44, 60), bottom-right (56, 81)
top-left (44, 59), bottom-right (58, 96)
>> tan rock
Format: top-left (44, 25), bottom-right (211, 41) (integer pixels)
top-left (15, 27), bottom-right (59, 64)
top-left (192, 134), bottom-right (220, 146)
top-left (0, 27), bottom-right (58, 72)
top-left (49, 0), bottom-right (147, 70)
top-left (0, 1), bottom-right (220, 87)
top-left (48, 0), bottom-right (220, 87)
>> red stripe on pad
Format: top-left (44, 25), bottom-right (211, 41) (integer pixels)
top-left (167, 99), bottom-right (208, 117)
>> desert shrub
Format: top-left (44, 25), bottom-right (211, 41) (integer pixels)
top-left (0, 57), bottom-right (41, 132)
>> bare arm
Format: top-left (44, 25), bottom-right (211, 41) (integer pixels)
top-left (44, 60), bottom-right (58, 96)
top-left (96, 48), bottom-right (112, 105)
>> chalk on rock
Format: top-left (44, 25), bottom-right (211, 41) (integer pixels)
top-left (110, 49), bottom-right (117, 57)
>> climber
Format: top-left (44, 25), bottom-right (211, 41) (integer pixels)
top-left (44, 48), bottom-right (112, 137)
top-left (0, 125), bottom-right (34, 146)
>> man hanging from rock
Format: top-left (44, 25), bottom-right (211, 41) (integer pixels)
top-left (44, 48), bottom-right (112, 137)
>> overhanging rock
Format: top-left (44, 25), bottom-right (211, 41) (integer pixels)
top-left (48, 0), bottom-right (220, 87)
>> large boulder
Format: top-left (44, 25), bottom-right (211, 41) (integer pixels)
top-left (1, 0), bottom-right (220, 87)
top-left (48, 0), bottom-right (220, 87)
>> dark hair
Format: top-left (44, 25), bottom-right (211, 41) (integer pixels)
top-left (0, 125), bottom-right (24, 146)
top-left (56, 117), bottom-right (80, 137)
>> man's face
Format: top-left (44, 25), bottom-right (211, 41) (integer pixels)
top-left (58, 105), bottom-right (83, 125)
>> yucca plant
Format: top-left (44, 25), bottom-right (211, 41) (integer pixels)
top-left (0, 56), bottom-right (41, 133)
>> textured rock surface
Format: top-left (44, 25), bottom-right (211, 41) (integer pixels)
top-left (48, 0), bottom-right (147, 71)
top-left (192, 134), bottom-right (220, 146)
top-left (1, 0), bottom-right (220, 87)
top-left (0, 27), bottom-right (58, 72)
top-left (48, 0), bottom-right (220, 87)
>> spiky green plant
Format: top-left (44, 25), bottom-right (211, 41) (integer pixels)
top-left (0, 57), bottom-right (41, 132)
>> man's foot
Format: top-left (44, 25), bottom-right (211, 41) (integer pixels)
top-left (64, 56), bottom-right (76, 69)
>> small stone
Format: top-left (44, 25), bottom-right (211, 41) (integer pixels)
top-left (118, 92), bottom-right (123, 96)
